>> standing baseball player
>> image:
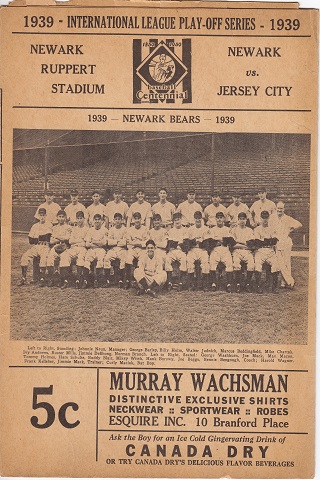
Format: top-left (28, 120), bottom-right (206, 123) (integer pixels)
top-left (165, 212), bottom-right (189, 291)
top-left (227, 193), bottom-right (252, 229)
top-left (104, 212), bottom-right (127, 288)
top-left (134, 239), bottom-right (167, 298)
top-left (208, 211), bottom-right (234, 293)
top-left (176, 189), bottom-right (203, 227)
top-left (35, 190), bottom-right (61, 226)
top-left (147, 214), bottom-right (168, 266)
top-left (59, 210), bottom-right (90, 289)
top-left (204, 192), bottom-right (228, 228)
top-left (232, 212), bottom-right (255, 293)
top-left (250, 187), bottom-right (276, 227)
top-left (104, 189), bottom-right (129, 229)
top-left (272, 201), bottom-right (302, 288)
top-left (82, 213), bottom-right (108, 288)
top-left (124, 211), bottom-right (149, 289)
top-left (126, 189), bottom-right (152, 229)
top-left (45, 210), bottom-right (72, 287)
top-left (64, 189), bottom-right (88, 226)
top-left (151, 188), bottom-right (176, 229)
top-left (87, 191), bottom-right (106, 226)
top-left (254, 210), bottom-right (280, 293)
top-left (186, 211), bottom-right (210, 291)
top-left (17, 208), bottom-right (52, 286)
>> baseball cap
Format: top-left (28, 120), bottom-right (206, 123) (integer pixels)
top-left (93, 213), bottom-right (102, 220)
top-left (261, 210), bottom-right (270, 219)
top-left (44, 190), bottom-right (53, 196)
top-left (173, 212), bottom-right (182, 221)
top-left (238, 212), bottom-right (247, 219)
top-left (38, 208), bottom-right (47, 215)
top-left (216, 211), bottom-right (225, 218)
top-left (153, 214), bottom-right (162, 221)
top-left (114, 212), bottom-right (123, 219)
top-left (194, 211), bottom-right (202, 219)
top-left (57, 210), bottom-right (66, 217)
top-left (133, 212), bottom-right (142, 219)
top-left (76, 211), bottom-right (85, 218)
top-left (70, 189), bottom-right (79, 196)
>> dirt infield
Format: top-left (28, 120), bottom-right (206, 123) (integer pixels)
top-left (10, 234), bottom-right (308, 344)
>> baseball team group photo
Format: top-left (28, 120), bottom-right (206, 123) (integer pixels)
top-left (10, 130), bottom-right (310, 345)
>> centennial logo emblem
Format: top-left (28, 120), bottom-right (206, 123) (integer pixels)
top-left (133, 39), bottom-right (192, 104)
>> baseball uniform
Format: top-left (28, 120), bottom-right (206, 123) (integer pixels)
top-left (64, 202), bottom-right (88, 226)
top-left (127, 201), bottom-right (152, 227)
top-left (209, 225), bottom-right (233, 272)
top-left (152, 201), bottom-right (176, 228)
top-left (176, 200), bottom-right (203, 227)
top-left (148, 227), bottom-right (168, 265)
top-left (104, 200), bottom-right (129, 227)
top-left (204, 203), bottom-right (229, 227)
top-left (83, 225), bottom-right (108, 269)
top-left (87, 203), bottom-right (106, 226)
top-left (47, 223), bottom-right (72, 267)
top-left (35, 202), bottom-right (61, 226)
top-left (227, 202), bottom-right (252, 228)
top-left (104, 225), bottom-right (127, 269)
top-left (187, 224), bottom-right (210, 274)
top-left (254, 224), bottom-right (279, 273)
top-left (125, 225), bottom-right (149, 264)
top-left (60, 224), bottom-right (89, 268)
top-left (250, 199), bottom-right (276, 226)
top-left (21, 221), bottom-right (52, 268)
top-left (134, 252), bottom-right (167, 288)
top-left (232, 225), bottom-right (255, 271)
top-left (165, 226), bottom-right (189, 272)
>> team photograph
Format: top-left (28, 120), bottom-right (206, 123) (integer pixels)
top-left (10, 130), bottom-right (310, 344)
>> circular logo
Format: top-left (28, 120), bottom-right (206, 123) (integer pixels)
top-left (149, 54), bottom-right (175, 84)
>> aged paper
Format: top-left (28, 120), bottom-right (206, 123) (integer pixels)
top-left (0, 0), bottom-right (318, 478)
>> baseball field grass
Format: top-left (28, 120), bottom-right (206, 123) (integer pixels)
top-left (10, 234), bottom-right (308, 344)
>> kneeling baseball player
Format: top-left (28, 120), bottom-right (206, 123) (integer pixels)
top-left (133, 239), bottom-right (167, 298)
top-left (18, 208), bottom-right (52, 286)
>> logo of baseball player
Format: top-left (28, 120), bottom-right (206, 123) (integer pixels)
top-left (133, 39), bottom-right (192, 104)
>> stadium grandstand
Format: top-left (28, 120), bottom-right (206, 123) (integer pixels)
top-left (12, 129), bottom-right (310, 247)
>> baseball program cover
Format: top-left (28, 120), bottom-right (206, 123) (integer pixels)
top-left (0, 0), bottom-right (318, 477)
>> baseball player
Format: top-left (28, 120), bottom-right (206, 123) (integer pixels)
top-left (254, 210), bottom-right (280, 293)
top-left (104, 189), bottom-right (129, 229)
top-left (35, 190), bottom-right (61, 226)
top-left (124, 211), bottom-right (149, 288)
top-left (82, 213), bottom-right (108, 289)
top-left (134, 239), bottom-right (167, 298)
top-left (204, 193), bottom-right (229, 228)
top-left (87, 191), bottom-right (106, 226)
top-left (250, 187), bottom-right (276, 227)
top-left (232, 212), bottom-right (255, 293)
top-left (59, 210), bottom-right (90, 289)
top-left (45, 210), bottom-right (72, 287)
top-left (103, 212), bottom-right (127, 288)
top-left (64, 189), bottom-right (88, 226)
top-left (208, 211), bottom-right (234, 293)
top-left (186, 211), bottom-right (210, 291)
top-left (126, 189), bottom-right (152, 229)
top-left (271, 201), bottom-right (302, 288)
top-left (151, 188), bottom-right (176, 229)
top-left (176, 189), bottom-right (203, 227)
top-left (165, 212), bottom-right (189, 291)
top-left (227, 193), bottom-right (252, 229)
top-left (18, 208), bottom-right (52, 286)
top-left (147, 214), bottom-right (168, 266)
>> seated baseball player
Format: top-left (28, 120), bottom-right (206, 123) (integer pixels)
top-left (124, 211), bottom-right (149, 289)
top-left (64, 189), bottom-right (88, 226)
top-left (46, 210), bottom-right (72, 287)
top-left (103, 212), bottom-right (127, 288)
top-left (87, 191), bottom-right (106, 227)
top-left (165, 212), bottom-right (188, 291)
top-left (59, 210), bottom-right (90, 289)
top-left (254, 210), bottom-right (280, 294)
top-left (232, 212), bottom-right (255, 293)
top-left (204, 192), bottom-right (228, 228)
top-left (151, 188), bottom-right (176, 229)
top-left (126, 189), bottom-right (152, 229)
top-left (18, 208), bottom-right (52, 286)
top-left (227, 193), bottom-right (252, 229)
top-left (208, 211), bottom-right (234, 293)
top-left (176, 188), bottom-right (203, 227)
top-left (82, 213), bottom-right (108, 289)
top-left (147, 214), bottom-right (168, 267)
top-left (104, 189), bottom-right (129, 229)
top-left (133, 240), bottom-right (167, 298)
top-left (186, 211), bottom-right (210, 291)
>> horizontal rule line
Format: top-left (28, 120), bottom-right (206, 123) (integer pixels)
top-left (12, 106), bottom-right (312, 113)
top-left (12, 32), bottom-right (311, 38)
top-left (9, 366), bottom-right (309, 372)
top-left (98, 429), bottom-right (308, 435)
